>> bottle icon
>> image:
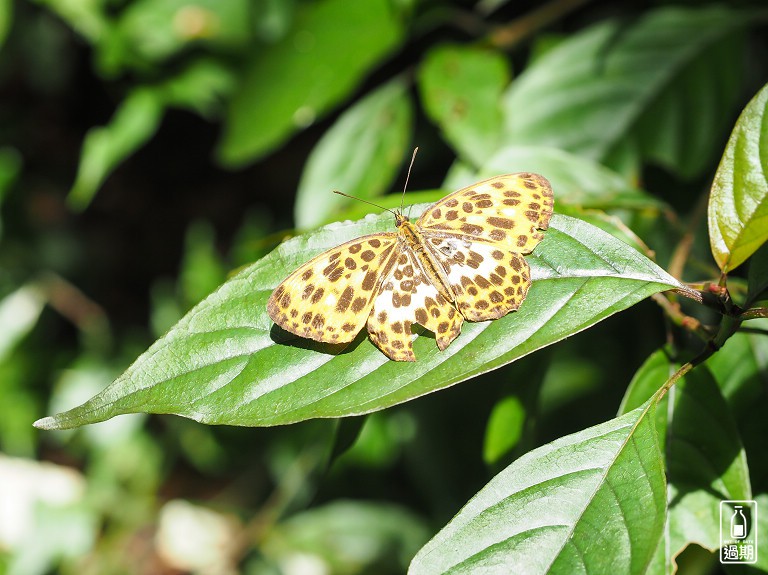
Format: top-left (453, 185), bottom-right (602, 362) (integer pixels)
top-left (731, 506), bottom-right (748, 539)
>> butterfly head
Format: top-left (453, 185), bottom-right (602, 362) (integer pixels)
top-left (394, 212), bottom-right (409, 227)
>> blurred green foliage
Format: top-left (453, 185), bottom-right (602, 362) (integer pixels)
top-left (1, 0), bottom-right (768, 574)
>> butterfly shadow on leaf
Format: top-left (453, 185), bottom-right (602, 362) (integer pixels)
top-left (268, 323), bottom-right (368, 357)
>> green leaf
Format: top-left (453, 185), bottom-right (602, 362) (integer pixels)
top-left (67, 88), bottom-right (165, 211)
top-left (482, 395), bottom-right (525, 465)
top-left (35, 213), bottom-right (684, 430)
top-left (663, 369), bottom-right (750, 561)
top-left (418, 44), bottom-right (509, 167)
top-left (746, 243), bottom-right (768, 306)
top-left (708, 82), bottom-right (768, 273)
top-left (620, 350), bottom-right (751, 568)
top-left (502, 6), bottom-right (751, 179)
top-left (707, 318), bottom-right (768, 490)
top-left (31, 0), bottom-right (108, 43)
top-left (0, 0), bottom-right (11, 49)
top-left (262, 500), bottom-right (430, 573)
top-left (67, 60), bottom-right (234, 210)
top-left (295, 79), bottom-right (413, 230)
top-left (0, 284), bottom-right (46, 363)
top-left (409, 400), bottom-right (665, 574)
top-left (218, 0), bottom-right (405, 166)
top-left (179, 221), bottom-right (227, 309)
top-left (113, 0), bottom-right (251, 65)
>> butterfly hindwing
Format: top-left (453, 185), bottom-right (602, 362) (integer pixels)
top-left (367, 249), bottom-right (463, 361)
top-left (424, 236), bottom-right (532, 322)
top-left (268, 233), bottom-right (398, 343)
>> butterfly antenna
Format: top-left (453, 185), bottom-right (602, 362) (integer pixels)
top-left (401, 147), bottom-right (418, 218)
top-left (333, 191), bottom-right (398, 218)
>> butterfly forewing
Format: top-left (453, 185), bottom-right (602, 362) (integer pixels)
top-left (268, 233), bottom-right (398, 343)
top-left (418, 173), bottom-right (553, 253)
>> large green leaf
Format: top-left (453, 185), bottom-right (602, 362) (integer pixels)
top-left (708, 82), bottom-right (768, 273)
top-left (35, 213), bottom-right (685, 430)
top-left (294, 79), bottom-right (413, 230)
top-left (502, 6), bottom-right (750, 179)
top-left (418, 44), bottom-right (509, 167)
top-left (620, 350), bottom-right (751, 569)
top-left (409, 400), bottom-right (665, 574)
top-left (218, 0), bottom-right (405, 166)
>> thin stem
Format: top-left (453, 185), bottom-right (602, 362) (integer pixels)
top-left (487, 0), bottom-right (594, 49)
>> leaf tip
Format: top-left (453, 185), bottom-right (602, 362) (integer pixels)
top-left (33, 416), bottom-right (60, 430)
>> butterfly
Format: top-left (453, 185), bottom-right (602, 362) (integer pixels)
top-left (268, 172), bottom-right (554, 361)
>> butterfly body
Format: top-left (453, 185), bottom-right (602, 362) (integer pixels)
top-left (268, 173), bottom-right (554, 361)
